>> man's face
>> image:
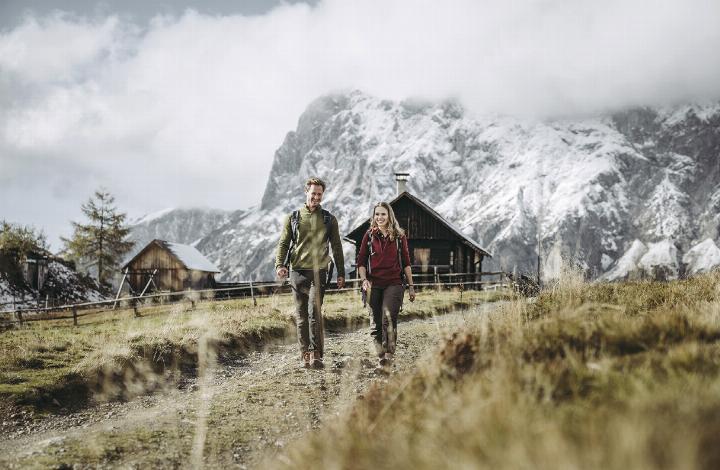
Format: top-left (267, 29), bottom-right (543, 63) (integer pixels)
top-left (305, 184), bottom-right (324, 210)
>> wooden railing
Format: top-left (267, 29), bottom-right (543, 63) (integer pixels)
top-left (0, 271), bottom-right (510, 325)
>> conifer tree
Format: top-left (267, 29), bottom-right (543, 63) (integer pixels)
top-left (62, 189), bottom-right (134, 285)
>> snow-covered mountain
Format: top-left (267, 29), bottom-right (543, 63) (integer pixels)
top-left (128, 208), bottom-right (233, 249)
top-left (133, 91), bottom-right (720, 281)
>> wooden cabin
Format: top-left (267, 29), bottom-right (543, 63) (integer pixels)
top-left (0, 247), bottom-right (50, 290)
top-left (121, 240), bottom-right (220, 293)
top-left (345, 177), bottom-right (492, 283)
top-left (22, 250), bottom-right (49, 290)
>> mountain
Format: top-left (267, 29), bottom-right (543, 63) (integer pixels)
top-left (133, 91), bottom-right (720, 282)
top-left (128, 208), bottom-right (233, 250)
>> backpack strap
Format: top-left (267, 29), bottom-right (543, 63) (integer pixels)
top-left (366, 229), bottom-right (375, 275)
top-left (321, 209), bottom-right (332, 242)
top-left (290, 210), bottom-right (301, 243)
top-left (397, 236), bottom-right (408, 287)
top-left (396, 237), bottom-right (404, 269)
top-left (283, 210), bottom-right (301, 268)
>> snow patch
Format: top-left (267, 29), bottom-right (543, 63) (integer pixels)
top-left (683, 239), bottom-right (720, 275)
top-left (602, 240), bottom-right (647, 281)
top-left (659, 103), bottom-right (720, 126)
top-left (639, 240), bottom-right (677, 270)
top-left (165, 242), bottom-right (221, 273)
top-left (601, 254), bottom-right (614, 270)
top-left (132, 207), bottom-right (176, 225)
top-left (542, 243), bottom-right (564, 280)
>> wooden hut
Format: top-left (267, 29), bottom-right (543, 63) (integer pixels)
top-left (22, 249), bottom-right (50, 290)
top-left (120, 240), bottom-right (220, 293)
top-left (345, 175), bottom-right (492, 283)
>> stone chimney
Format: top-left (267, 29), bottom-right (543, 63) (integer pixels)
top-left (395, 172), bottom-right (409, 195)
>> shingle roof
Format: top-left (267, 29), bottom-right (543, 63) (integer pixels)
top-left (122, 240), bottom-right (221, 273)
top-left (162, 241), bottom-right (221, 273)
top-left (345, 191), bottom-right (492, 257)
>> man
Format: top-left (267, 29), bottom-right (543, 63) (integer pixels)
top-left (276, 177), bottom-right (345, 369)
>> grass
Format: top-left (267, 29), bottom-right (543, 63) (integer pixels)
top-left (0, 288), bottom-right (505, 410)
top-left (274, 272), bottom-right (720, 470)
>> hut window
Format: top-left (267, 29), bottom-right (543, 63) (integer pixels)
top-left (414, 248), bottom-right (430, 272)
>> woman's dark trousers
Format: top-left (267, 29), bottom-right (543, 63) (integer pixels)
top-left (368, 284), bottom-right (404, 356)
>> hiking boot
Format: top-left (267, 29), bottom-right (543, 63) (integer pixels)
top-left (302, 351), bottom-right (311, 368)
top-left (312, 350), bottom-right (324, 369)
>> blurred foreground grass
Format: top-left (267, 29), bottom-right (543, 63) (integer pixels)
top-left (276, 272), bottom-right (720, 470)
top-left (0, 288), bottom-right (506, 408)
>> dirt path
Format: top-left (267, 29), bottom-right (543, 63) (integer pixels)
top-left (0, 304), bottom-right (496, 469)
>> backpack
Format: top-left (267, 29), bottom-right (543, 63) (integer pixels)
top-left (282, 209), bottom-right (333, 268)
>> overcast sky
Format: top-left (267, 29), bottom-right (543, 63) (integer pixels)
top-left (1, 0), bottom-right (720, 250)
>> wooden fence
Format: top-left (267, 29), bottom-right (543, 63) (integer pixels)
top-left (0, 271), bottom-right (509, 326)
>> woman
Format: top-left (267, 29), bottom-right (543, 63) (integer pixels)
top-left (357, 202), bottom-right (416, 367)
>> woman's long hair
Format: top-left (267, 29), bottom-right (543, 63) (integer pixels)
top-left (370, 202), bottom-right (405, 241)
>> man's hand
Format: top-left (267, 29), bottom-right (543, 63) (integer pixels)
top-left (361, 279), bottom-right (371, 292)
top-left (276, 266), bottom-right (288, 279)
top-left (408, 286), bottom-right (416, 302)
top-left (337, 276), bottom-right (345, 289)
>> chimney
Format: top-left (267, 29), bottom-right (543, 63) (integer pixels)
top-left (395, 172), bottom-right (409, 195)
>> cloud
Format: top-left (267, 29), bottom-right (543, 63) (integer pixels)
top-left (1, 0), bottom-right (719, 248)
top-left (0, 12), bottom-right (128, 83)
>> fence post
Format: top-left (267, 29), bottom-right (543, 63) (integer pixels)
top-left (191, 299), bottom-right (196, 310)
top-left (133, 299), bottom-right (141, 318)
top-left (250, 279), bottom-right (257, 307)
top-left (459, 283), bottom-right (464, 302)
top-left (16, 309), bottom-right (23, 325)
top-left (72, 306), bottom-right (78, 326)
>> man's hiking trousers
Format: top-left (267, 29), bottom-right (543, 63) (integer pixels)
top-left (290, 269), bottom-right (327, 357)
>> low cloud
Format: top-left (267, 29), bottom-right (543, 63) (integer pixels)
top-left (1, 0), bottom-right (719, 248)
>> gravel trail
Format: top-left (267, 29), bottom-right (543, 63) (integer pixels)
top-left (0, 304), bottom-right (495, 469)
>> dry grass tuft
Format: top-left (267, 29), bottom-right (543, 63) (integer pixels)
top-left (274, 271), bottom-right (720, 470)
top-left (438, 332), bottom-right (480, 377)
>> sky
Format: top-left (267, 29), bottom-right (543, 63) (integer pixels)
top-left (1, 0), bottom-right (720, 250)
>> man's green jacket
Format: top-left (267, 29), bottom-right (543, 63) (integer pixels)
top-left (275, 205), bottom-right (345, 277)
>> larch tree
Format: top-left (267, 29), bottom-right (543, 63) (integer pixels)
top-left (62, 189), bottom-right (134, 286)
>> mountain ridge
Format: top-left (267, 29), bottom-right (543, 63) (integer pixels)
top-left (130, 91), bottom-right (720, 282)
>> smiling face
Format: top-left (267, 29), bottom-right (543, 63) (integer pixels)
top-left (373, 205), bottom-right (389, 229)
top-left (305, 184), bottom-right (324, 211)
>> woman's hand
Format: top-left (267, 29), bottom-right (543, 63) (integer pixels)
top-left (362, 279), bottom-right (372, 292)
top-left (408, 285), bottom-right (416, 302)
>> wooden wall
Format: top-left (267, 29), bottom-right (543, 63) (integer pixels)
top-left (126, 243), bottom-right (215, 292)
top-left (392, 198), bottom-right (455, 240)
top-left (348, 196), bottom-right (485, 277)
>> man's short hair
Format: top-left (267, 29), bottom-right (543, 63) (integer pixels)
top-left (305, 177), bottom-right (326, 192)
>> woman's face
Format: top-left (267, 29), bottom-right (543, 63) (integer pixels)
top-left (374, 206), bottom-right (389, 228)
